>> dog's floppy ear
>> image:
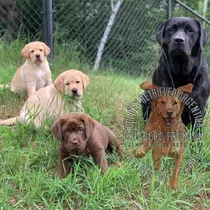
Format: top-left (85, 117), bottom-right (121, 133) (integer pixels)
top-left (177, 83), bottom-right (193, 94)
top-left (51, 117), bottom-right (66, 141)
top-left (54, 73), bottom-right (64, 93)
top-left (21, 44), bottom-right (30, 58)
top-left (196, 20), bottom-right (209, 49)
top-left (140, 81), bottom-right (159, 90)
top-left (156, 21), bottom-right (167, 45)
top-left (80, 72), bottom-right (90, 89)
top-left (79, 114), bottom-right (95, 139)
top-left (41, 42), bottom-right (51, 56)
top-left (192, 20), bottom-right (209, 56)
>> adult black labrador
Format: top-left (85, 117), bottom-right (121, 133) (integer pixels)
top-left (142, 17), bottom-right (210, 130)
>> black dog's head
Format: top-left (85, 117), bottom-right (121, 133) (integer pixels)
top-left (157, 17), bottom-right (208, 75)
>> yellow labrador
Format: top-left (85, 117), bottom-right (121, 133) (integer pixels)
top-left (1, 41), bottom-right (52, 97)
top-left (0, 70), bottom-right (89, 128)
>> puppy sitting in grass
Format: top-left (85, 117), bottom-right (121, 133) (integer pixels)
top-left (0, 41), bottom-right (52, 97)
top-left (51, 113), bottom-right (121, 178)
top-left (0, 70), bottom-right (89, 128)
top-left (133, 81), bottom-right (193, 189)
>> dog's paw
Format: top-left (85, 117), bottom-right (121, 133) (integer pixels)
top-left (133, 145), bottom-right (146, 158)
top-left (170, 180), bottom-right (178, 190)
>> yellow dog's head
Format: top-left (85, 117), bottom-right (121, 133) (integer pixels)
top-left (54, 70), bottom-right (90, 98)
top-left (21, 41), bottom-right (50, 64)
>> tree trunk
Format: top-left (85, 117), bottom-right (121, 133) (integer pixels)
top-left (93, 0), bottom-right (124, 71)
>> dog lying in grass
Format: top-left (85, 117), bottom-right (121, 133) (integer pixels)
top-left (0, 41), bottom-right (52, 97)
top-left (133, 81), bottom-right (193, 189)
top-left (0, 70), bottom-right (89, 128)
top-left (51, 113), bottom-right (121, 178)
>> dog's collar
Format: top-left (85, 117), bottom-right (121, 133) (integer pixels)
top-left (162, 48), bottom-right (200, 84)
top-left (162, 49), bottom-right (175, 88)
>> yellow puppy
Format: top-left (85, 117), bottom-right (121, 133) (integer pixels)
top-left (1, 41), bottom-right (52, 97)
top-left (0, 70), bottom-right (89, 128)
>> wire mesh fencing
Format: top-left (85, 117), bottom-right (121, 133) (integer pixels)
top-left (0, 0), bottom-right (42, 42)
top-left (54, 0), bottom-right (167, 76)
top-left (0, 0), bottom-right (210, 76)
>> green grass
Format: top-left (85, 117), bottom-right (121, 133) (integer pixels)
top-left (0, 40), bottom-right (210, 209)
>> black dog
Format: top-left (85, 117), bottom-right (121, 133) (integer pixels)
top-left (142, 17), bottom-right (210, 131)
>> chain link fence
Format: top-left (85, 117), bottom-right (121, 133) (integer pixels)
top-left (0, 0), bottom-right (42, 42)
top-left (0, 0), bottom-right (210, 76)
top-left (54, 0), bottom-right (167, 76)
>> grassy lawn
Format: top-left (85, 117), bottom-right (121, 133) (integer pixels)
top-left (0, 40), bottom-right (210, 209)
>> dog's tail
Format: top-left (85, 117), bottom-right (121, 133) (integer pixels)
top-left (0, 84), bottom-right (10, 89)
top-left (0, 117), bottom-right (17, 126)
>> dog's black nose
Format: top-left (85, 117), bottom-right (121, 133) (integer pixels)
top-left (72, 88), bottom-right (78, 95)
top-left (36, 54), bottom-right (40, 58)
top-left (174, 38), bottom-right (184, 44)
top-left (167, 111), bottom-right (173, 117)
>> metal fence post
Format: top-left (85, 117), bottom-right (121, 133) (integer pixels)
top-left (45, 0), bottom-right (53, 62)
top-left (167, 0), bottom-right (172, 19)
top-left (42, 0), bottom-right (47, 43)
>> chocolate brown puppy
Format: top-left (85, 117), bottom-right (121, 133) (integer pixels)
top-left (51, 113), bottom-right (121, 178)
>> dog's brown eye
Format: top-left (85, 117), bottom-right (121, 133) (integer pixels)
top-left (78, 127), bottom-right (83, 132)
top-left (168, 27), bottom-right (175, 32)
top-left (161, 101), bottom-right (165, 104)
top-left (31, 50), bottom-right (34, 53)
top-left (174, 101), bottom-right (178, 105)
top-left (76, 81), bottom-right (80, 83)
top-left (65, 82), bottom-right (70, 86)
top-left (64, 130), bottom-right (69, 134)
top-left (186, 26), bottom-right (193, 33)
top-left (40, 49), bottom-right (43, 51)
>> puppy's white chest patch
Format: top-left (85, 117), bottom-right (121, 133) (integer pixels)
top-left (36, 70), bottom-right (45, 79)
top-left (36, 69), bottom-right (47, 89)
